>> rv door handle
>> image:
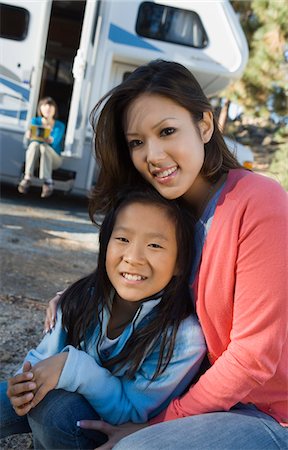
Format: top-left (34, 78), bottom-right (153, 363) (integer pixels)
top-left (72, 50), bottom-right (86, 80)
top-left (29, 66), bottom-right (35, 87)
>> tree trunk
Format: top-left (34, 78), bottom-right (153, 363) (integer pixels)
top-left (218, 99), bottom-right (231, 133)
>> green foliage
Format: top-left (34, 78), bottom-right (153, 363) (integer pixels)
top-left (269, 141), bottom-right (288, 190)
top-left (227, 1), bottom-right (288, 117)
top-left (274, 125), bottom-right (288, 142)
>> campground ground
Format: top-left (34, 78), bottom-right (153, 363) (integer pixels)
top-left (0, 184), bottom-right (99, 449)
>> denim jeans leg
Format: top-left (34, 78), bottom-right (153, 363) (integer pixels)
top-left (0, 381), bottom-right (31, 438)
top-left (28, 389), bottom-right (108, 449)
top-left (114, 404), bottom-right (288, 450)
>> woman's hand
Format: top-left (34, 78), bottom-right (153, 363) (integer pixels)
top-left (30, 353), bottom-right (68, 408)
top-left (7, 361), bottom-right (36, 416)
top-left (78, 420), bottom-right (148, 450)
top-left (44, 292), bottom-right (63, 333)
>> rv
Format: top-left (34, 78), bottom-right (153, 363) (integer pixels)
top-left (0, 0), bottom-right (251, 196)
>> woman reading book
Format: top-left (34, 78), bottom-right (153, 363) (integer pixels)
top-left (18, 97), bottom-right (65, 198)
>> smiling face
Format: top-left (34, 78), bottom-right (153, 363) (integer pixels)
top-left (125, 94), bottom-right (213, 205)
top-left (105, 201), bottom-right (178, 303)
top-left (40, 102), bottom-right (56, 120)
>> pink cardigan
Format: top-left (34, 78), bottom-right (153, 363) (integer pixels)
top-left (151, 169), bottom-right (288, 426)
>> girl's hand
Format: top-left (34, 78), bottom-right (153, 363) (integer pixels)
top-left (44, 292), bottom-right (62, 333)
top-left (25, 130), bottom-right (31, 140)
top-left (45, 136), bottom-right (54, 144)
top-left (78, 420), bottom-right (147, 450)
top-left (7, 361), bottom-right (36, 416)
top-left (30, 353), bottom-right (68, 408)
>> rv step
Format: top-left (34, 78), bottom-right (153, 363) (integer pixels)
top-left (21, 164), bottom-right (76, 182)
top-left (50, 168), bottom-right (76, 182)
top-left (20, 165), bottom-right (76, 193)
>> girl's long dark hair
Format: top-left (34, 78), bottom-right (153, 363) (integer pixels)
top-left (60, 187), bottom-right (195, 380)
top-left (89, 59), bottom-right (241, 220)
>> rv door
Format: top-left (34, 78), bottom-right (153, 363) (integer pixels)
top-left (63, 0), bottom-right (101, 157)
top-left (0, 0), bottom-right (52, 129)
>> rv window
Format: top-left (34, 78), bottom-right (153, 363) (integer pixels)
top-left (0, 4), bottom-right (29, 41)
top-left (136, 2), bottom-right (208, 48)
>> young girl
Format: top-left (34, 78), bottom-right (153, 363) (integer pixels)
top-left (18, 96), bottom-right (65, 198)
top-left (1, 188), bottom-right (206, 449)
top-left (46, 59), bottom-right (287, 449)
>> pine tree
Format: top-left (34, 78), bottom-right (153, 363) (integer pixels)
top-left (221, 0), bottom-right (288, 124)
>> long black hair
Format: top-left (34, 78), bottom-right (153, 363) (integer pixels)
top-left (60, 186), bottom-right (195, 380)
top-left (89, 59), bottom-right (241, 219)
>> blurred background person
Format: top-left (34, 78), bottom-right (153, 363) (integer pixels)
top-left (18, 97), bottom-right (65, 198)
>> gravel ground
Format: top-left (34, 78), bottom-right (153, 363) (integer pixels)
top-left (0, 184), bottom-right (99, 449)
top-left (0, 296), bottom-right (44, 449)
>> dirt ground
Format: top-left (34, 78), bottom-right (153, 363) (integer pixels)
top-left (0, 183), bottom-right (100, 449)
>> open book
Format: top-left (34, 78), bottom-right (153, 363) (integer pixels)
top-left (30, 125), bottom-right (51, 142)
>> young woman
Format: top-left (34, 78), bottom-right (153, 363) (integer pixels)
top-left (46, 59), bottom-right (287, 449)
top-left (18, 97), bottom-right (65, 198)
top-left (1, 188), bottom-right (206, 449)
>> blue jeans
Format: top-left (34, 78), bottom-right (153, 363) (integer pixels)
top-left (0, 381), bottom-right (31, 438)
top-left (0, 381), bottom-right (107, 449)
top-left (114, 404), bottom-right (288, 450)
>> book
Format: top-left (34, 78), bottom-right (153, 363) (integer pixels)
top-left (30, 125), bottom-right (51, 142)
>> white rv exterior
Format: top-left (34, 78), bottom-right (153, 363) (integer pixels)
top-left (0, 0), bottom-right (249, 195)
